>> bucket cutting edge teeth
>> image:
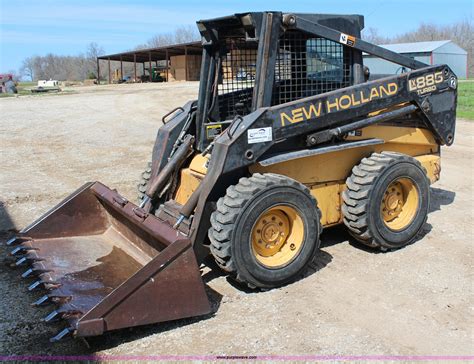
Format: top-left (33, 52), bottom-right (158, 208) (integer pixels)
top-left (10, 246), bottom-right (38, 256)
top-left (10, 246), bottom-right (25, 256)
top-left (42, 310), bottom-right (60, 322)
top-left (21, 268), bottom-right (34, 278)
top-left (50, 327), bottom-right (73, 342)
top-left (21, 267), bottom-right (51, 278)
top-left (5, 236), bottom-right (32, 246)
top-left (5, 237), bottom-right (18, 246)
top-left (14, 257), bottom-right (27, 266)
top-left (32, 295), bottom-right (50, 306)
top-left (28, 280), bottom-right (43, 291)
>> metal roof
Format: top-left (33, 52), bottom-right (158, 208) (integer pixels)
top-left (98, 41), bottom-right (202, 63)
top-left (376, 40), bottom-right (452, 54)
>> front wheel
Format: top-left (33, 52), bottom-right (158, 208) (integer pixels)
top-left (209, 173), bottom-right (321, 289)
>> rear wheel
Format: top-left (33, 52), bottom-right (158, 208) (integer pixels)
top-left (209, 173), bottom-right (321, 289)
top-left (342, 152), bottom-right (430, 250)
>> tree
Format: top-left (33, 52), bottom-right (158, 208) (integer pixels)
top-left (174, 25), bottom-right (200, 44)
top-left (86, 42), bottom-right (105, 61)
top-left (20, 57), bottom-right (35, 81)
top-left (141, 25), bottom-right (200, 49)
top-left (18, 43), bottom-right (106, 82)
top-left (362, 27), bottom-right (390, 45)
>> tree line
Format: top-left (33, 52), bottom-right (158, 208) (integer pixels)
top-left (16, 20), bottom-right (472, 81)
top-left (19, 43), bottom-right (105, 82)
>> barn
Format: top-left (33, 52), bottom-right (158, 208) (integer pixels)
top-left (363, 40), bottom-right (468, 78)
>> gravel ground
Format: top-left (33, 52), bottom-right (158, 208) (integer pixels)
top-left (0, 83), bottom-right (472, 357)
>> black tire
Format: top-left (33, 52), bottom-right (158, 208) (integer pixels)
top-left (342, 151), bottom-right (430, 250)
top-left (208, 173), bottom-right (321, 289)
top-left (137, 162), bottom-right (152, 204)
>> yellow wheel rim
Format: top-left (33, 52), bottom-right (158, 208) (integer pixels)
top-left (251, 205), bottom-right (304, 268)
top-left (381, 177), bottom-right (419, 231)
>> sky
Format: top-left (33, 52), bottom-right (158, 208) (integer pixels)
top-left (1, 0), bottom-right (472, 73)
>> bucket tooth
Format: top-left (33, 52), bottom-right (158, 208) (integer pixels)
top-left (42, 310), bottom-right (60, 323)
top-left (5, 237), bottom-right (19, 246)
top-left (5, 236), bottom-right (32, 246)
top-left (10, 245), bottom-right (38, 256)
top-left (32, 295), bottom-right (50, 307)
top-left (21, 266), bottom-right (52, 279)
top-left (10, 246), bottom-right (25, 256)
top-left (14, 257), bottom-right (28, 266)
top-left (50, 327), bottom-right (72, 342)
top-left (28, 280), bottom-right (43, 291)
top-left (21, 268), bottom-right (34, 278)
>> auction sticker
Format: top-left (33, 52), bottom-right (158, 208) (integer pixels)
top-left (247, 127), bottom-right (272, 144)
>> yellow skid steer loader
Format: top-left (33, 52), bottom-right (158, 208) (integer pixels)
top-left (7, 12), bottom-right (457, 341)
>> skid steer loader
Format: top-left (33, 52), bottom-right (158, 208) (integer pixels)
top-left (7, 12), bottom-right (457, 342)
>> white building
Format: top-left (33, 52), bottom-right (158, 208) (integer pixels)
top-left (364, 40), bottom-right (468, 79)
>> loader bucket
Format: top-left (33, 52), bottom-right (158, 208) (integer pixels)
top-left (7, 182), bottom-right (211, 341)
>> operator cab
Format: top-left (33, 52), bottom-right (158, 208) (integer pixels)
top-left (195, 12), bottom-right (365, 150)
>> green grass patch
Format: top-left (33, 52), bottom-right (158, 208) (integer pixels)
top-left (0, 82), bottom-right (34, 97)
top-left (457, 80), bottom-right (474, 120)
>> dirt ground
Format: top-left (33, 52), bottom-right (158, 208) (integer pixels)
top-left (0, 82), bottom-right (472, 357)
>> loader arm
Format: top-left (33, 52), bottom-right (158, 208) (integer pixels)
top-left (190, 64), bottom-right (457, 245)
top-left (287, 14), bottom-right (427, 70)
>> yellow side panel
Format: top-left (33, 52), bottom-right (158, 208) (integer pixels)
top-left (310, 182), bottom-right (345, 226)
top-left (189, 154), bottom-right (209, 174)
top-left (250, 126), bottom-right (438, 184)
top-left (174, 154), bottom-right (209, 205)
top-left (175, 168), bottom-right (203, 205)
top-left (345, 125), bottom-right (438, 145)
top-left (415, 154), bottom-right (441, 184)
top-left (251, 143), bottom-right (436, 184)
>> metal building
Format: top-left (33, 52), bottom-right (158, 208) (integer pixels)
top-left (363, 40), bottom-right (468, 78)
top-left (97, 41), bottom-right (203, 83)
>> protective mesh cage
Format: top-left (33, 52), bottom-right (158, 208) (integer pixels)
top-left (272, 31), bottom-right (352, 105)
top-left (217, 38), bottom-right (257, 120)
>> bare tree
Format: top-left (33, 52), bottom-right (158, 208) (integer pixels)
top-left (146, 33), bottom-right (174, 48)
top-left (20, 57), bottom-right (35, 81)
top-left (86, 42), bottom-right (105, 60)
top-left (174, 25), bottom-right (200, 44)
top-left (18, 43), bottom-right (106, 81)
top-left (85, 42), bottom-right (105, 78)
top-left (141, 25), bottom-right (200, 49)
top-left (362, 27), bottom-right (390, 45)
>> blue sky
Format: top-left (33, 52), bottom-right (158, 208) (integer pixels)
top-left (1, 0), bottom-right (472, 72)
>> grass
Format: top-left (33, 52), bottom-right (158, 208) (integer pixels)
top-left (0, 81), bottom-right (66, 98)
top-left (457, 80), bottom-right (474, 120)
top-left (0, 81), bottom-right (36, 97)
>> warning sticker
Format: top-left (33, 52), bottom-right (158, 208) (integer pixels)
top-left (247, 127), bottom-right (273, 144)
top-left (206, 124), bottom-right (222, 139)
top-left (339, 33), bottom-right (356, 47)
